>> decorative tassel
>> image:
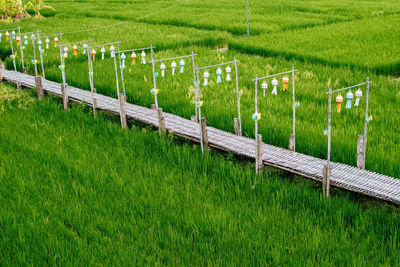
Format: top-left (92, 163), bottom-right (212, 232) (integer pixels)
top-left (195, 101), bottom-right (203, 107)
top-left (203, 71), bottom-right (209, 86)
top-left (261, 81), bottom-right (268, 97)
top-left (271, 78), bottom-right (278, 95)
top-left (160, 62), bottom-right (166, 77)
top-left (216, 67), bottom-right (222, 83)
top-left (45, 38), bottom-right (49, 49)
top-left (121, 52), bottom-right (126, 68)
top-left (226, 66), bottom-right (231, 81)
top-left (131, 51), bottom-right (136, 65)
top-left (141, 50), bottom-right (146, 64)
top-left (282, 76), bottom-right (289, 90)
top-left (345, 90), bottom-right (353, 109)
top-left (366, 115), bottom-right (373, 123)
top-left (179, 59), bottom-right (185, 73)
top-left (323, 129), bottom-right (328, 136)
top-left (171, 61), bottom-right (177, 75)
top-left (91, 48), bottom-right (96, 61)
top-left (73, 44), bottom-right (77, 56)
top-left (336, 94), bottom-right (343, 113)
top-left (54, 37), bottom-right (58, 47)
top-left (101, 47), bottom-right (105, 60)
top-left (82, 43), bottom-right (87, 55)
top-left (355, 89), bottom-right (362, 106)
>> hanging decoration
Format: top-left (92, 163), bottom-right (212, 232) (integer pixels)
top-left (131, 51), bottom-right (136, 65)
top-left (296, 102), bottom-right (300, 108)
top-left (141, 50), bottom-right (146, 64)
top-left (282, 76), bottom-right (289, 90)
top-left (261, 81), bottom-right (268, 97)
top-left (45, 38), bottom-right (49, 49)
top-left (58, 65), bottom-right (65, 70)
top-left (366, 115), bottom-right (373, 123)
top-left (171, 61), bottom-right (177, 75)
top-left (16, 36), bottom-right (20, 46)
top-left (121, 52), bottom-right (126, 68)
top-left (180, 59), bottom-right (185, 73)
top-left (355, 89), bottom-right (362, 106)
top-left (91, 48), bottom-right (96, 61)
top-left (54, 37), bottom-right (58, 47)
top-left (11, 30), bottom-right (15, 40)
top-left (9, 53), bottom-right (16, 59)
top-left (64, 46), bottom-right (68, 58)
top-left (271, 78), bottom-right (278, 95)
top-left (160, 62), bottom-right (166, 77)
top-left (82, 43), bottom-right (87, 55)
top-left (32, 59), bottom-right (38, 65)
top-left (38, 40), bottom-right (42, 52)
top-left (226, 66), bottom-right (231, 82)
top-left (110, 45), bottom-right (115, 58)
top-left (345, 90), bottom-right (353, 109)
top-left (5, 31), bottom-right (9, 41)
top-left (0, 33), bottom-right (2, 42)
top-left (24, 35), bottom-right (28, 45)
top-left (252, 112), bottom-right (261, 121)
top-left (151, 88), bottom-right (159, 95)
top-left (216, 67), bottom-right (222, 83)
top-left (203, 71), bottom-right (209, 86)
top-left (336, 94), bottom-right (343, 113)
top-left (73, 44), bottom-right (78, 56)
top-left (323, 129), bottom-right (328, 136)
top-left (101, 47), bottom-right (105, 60)
top-left (195, 101), bottom-right (203, 107)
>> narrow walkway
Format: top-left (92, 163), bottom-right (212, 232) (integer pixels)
top-left (3, 69), bottom-right (400, 204)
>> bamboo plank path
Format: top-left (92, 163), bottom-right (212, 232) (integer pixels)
top-left (3, 69), bottom-right (400, 204)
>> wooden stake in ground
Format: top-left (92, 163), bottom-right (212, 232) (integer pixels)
top-left (325, 87), bottom-right (332, 197)
top-left (201, 117), bottom-right (208, 150)
top-left (35, 76), bottom-right (44, 99)
top-left (357, 134), bottom-right (365, 169)
top-left (119, 93), bottom-right (127, 128)
top-left (257, 134), bottom-right (263, 173)
top-left (157, 108), bottom-right (166, 134)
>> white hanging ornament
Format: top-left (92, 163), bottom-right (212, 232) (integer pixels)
top-left (225, 65), bottom-right (231, 82)
top-left (45, 38), bottom-right (50, 49)
top-left (355, 88), bottom-right (363, 106)
top-left (100, 47), bottom-right (105, 60)
top-left (64, 46), bottom-right (68, 58)
top-left (216, 67), bottom-right (222, 83)
top-left (171, 61), bottom-right (177, 75)
top-left (141, 50), bottom-right (146, 64)
top-left (262, 81), bottom-right (268, 97)
top-left (11, 30), bottom-right (15, 40)
top-left (82, 43), bottom-right (87, 55)
top-left (203, 71), bottom-right (209, 86)
top-left (24, 35), bottom-right (28, 45)
top-left (179, 59), bottom-right (185, 73)
top-left (110, 45), bottom-right (115, 58)
top-left (160, 62), bottom-right (166, 77)
top-left (271, 78), bottom-right (278, 95)
top-left (0, 33), bottom-right (2, 42)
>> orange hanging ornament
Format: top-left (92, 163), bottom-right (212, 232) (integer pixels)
top-left (54, 37), bottom-right (58, 47)
top-left (5, 31), bottom-right (9, 41)
top-left (131, 51), bottom-right (136, 65)
top-left (91, 48), bottom-right (96, 61)
top-left (336, 94), bottom-right (343, 113)
top-left (282, 76), bottom-right (289, 90)
top-left (73, 44), bottom-right (77, 56)
top-left (16, 36), bottom-right (20, 46)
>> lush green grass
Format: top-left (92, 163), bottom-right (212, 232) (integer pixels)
top-left (1, 84), bottom-right (400, 265)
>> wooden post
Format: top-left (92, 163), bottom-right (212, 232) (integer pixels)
top-left (201, 117), bottom-right (208, 150)
top-left (288, 134), bottom-right (295, 151)
top-left (61, 83), bottom-right (69, 110)
top-left (119, 93), bottom-right (127, 129)
top-left (16, 81), bottom-right (21, 90)
top-left (234, 58), bottom-right (242, 135)
top-left (92, 88), bottom-right (98, 119)
top-left (357, 135), bottom-right (365, 169)
top-left (323, 164), bottom-right (332, 197)
top-left (362, 77), bottom-right (370, 169)
top-left (150, 45), bottom-right (158, 109)
top-left (157, 108), bottom-right (166, 134)
top-left (257, 134), bottom-right (263, 173)
top-left (292, 66), bottom-right (296, 151)
top-left (234, 118), bottom-right (241, 136)
top-left (35, 76), bottom-right (44, 99)
top-left (254, 75), bottom-right (259, 174)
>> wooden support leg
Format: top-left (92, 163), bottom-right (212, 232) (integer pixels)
top-left (151, 104), bottom-right (156, 110)
top-left (61, 84), bottom-right (69, 110)
top-left (357, 135), bottom-right (365, 169)
top-left (23, 67), bottom-right (27, 74)
top-left (323, 165), bottom-right (332, 197)
top-left (157, 108), bottom-right (166, 135)
top-left (16, 81), bottom-right (21, 90)
top-left (288, 134), bottom-right (295, 151)
top-left (234, 118), bottom-right (241, 136)
top-left (35, 76), bottom-right (44, 99)
top-left (191, 115), bottom-right (197, 122)
top-left (119, 93), bottom-right (127, 129)
top-left (201, 117), bottom-right (209, 150)
top-left (257, 134), bottom-right (263, 173)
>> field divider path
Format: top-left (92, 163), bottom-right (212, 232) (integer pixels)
top-left (3, 69), bottom-right (400, 204)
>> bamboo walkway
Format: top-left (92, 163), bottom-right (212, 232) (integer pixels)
top-left (2, 69), bottom-right (400, 204)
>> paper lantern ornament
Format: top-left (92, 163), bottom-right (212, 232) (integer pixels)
top-left (120, 53), bottom-right (126, 68)
top-left (110, 45), bottom-right (115, 58)
top-left (82, 43), bottom-right (87, 55)
top-left (24, 35), bottom-right (28, 45)
top-left (261, 81), bottom-right (268, 97)
top-left (141, 50), bottom-right (146, 64)
top-left (226, 66), bottom-right (231, 82)
top-left (180, 59), bottom-right (185, 73)
top-left (16, 36), bottom-right (20, 46)
top-left (54, 37), bottom-right (58, 47)
top-left (11, 31), bottom-right (15, 40)
top-left (216, 67), bottom-right (222, 83)
top-left (100, 47), bottom-right (105, 60)
top-left (45, 38), bottom-right (49, 49)
top-left (203, 71), bottom-right (209, 86)
top-left (271, 78), bottom-right (278, 95)
top-left (5, 31), bottom-right (9, 41)
top-left (336, 94), bottom-right (343, 113)
top-left (73, 44), bottom-right (77, 56)
top-left (282, 76), bottom-right (289, 90)
top-left (345, 90), bottom-right (353, 109)
top-left (91, 48), bottom-right (96, 61)
top-left (131, 51), bottom-right (136, 65)
top-left (160, 62), bottom-right (166, 77)
top-left (171, 61), bottom-right (177, 75)
top-left (355, 89), bottom-right (362, 106)
top-left (64, 46), bottom-right (68, 58)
